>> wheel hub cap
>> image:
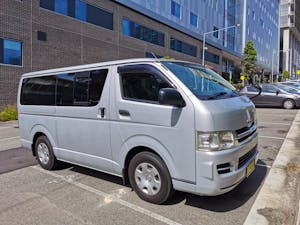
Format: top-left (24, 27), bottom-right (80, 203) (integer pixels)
top-left (134, 162), bottom-right (161, 196)
top-left (37, 143), bottom-right (50, 165)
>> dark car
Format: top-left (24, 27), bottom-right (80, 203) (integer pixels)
top-left (240, 83), bottom-right (300, 109)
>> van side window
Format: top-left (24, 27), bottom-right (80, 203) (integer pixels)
top-left (21, 69), bottom-right (108, 106)
top-left (21, 76), bottom-right (56, 105)
top-left (120, 73), bottom-right (171, 102)
top-left (56, 69), bottom-right (108, 106)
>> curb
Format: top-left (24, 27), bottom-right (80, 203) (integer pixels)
top-left (244, 110), bottom-right (300, 225)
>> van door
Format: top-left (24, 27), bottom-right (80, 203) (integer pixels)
top-left (55, 68), bottom-right (113, 172)
top-left (110, 64), bottom-right (196, 183)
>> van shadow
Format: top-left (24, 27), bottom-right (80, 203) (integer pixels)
top-left (60, 160), bottom-right (267, 213)
top-left (165, 159), bottom-right (268, 212)
top-left (69, 165), bottom-right (124, 186)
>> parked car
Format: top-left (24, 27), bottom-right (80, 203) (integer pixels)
top-left (240, 83), bottom-right (300, 109)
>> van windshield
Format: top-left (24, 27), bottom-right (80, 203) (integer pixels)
top-left (162, 61), bottom-right (238, 100)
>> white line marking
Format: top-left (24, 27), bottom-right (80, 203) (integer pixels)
top-left (32, 166), bottom-right (182, 225)
top-left (0, 136), bottom-right (19, 142)
top-left (258, 122), bottom-right (291, 126)
top-left (258, 135), bottom-right (285, 140)
top-left (256, 163), bottom-right (272, 169)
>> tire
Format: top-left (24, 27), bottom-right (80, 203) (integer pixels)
top-left (35, 135), bottom-right (58, 170)
top-left (128, 152), bottom-right (173, 204)
top-left (283, 99), bottom-right (295, 109)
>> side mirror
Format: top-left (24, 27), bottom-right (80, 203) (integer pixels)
top-left (158, 88), bottom-right (186, 108)
top-left (276, 90), bottom-right (280, 95)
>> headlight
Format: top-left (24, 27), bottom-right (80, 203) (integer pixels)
top-left (196, 131), bottom-right (236, 151)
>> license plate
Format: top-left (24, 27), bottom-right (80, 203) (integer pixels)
top-left (246, 159), bottom-right (255, 177)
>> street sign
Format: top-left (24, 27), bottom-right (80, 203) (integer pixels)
top-left (297, 70), bottom-right (300, 75)
top-left (240, 75), bottom-right (245, 81)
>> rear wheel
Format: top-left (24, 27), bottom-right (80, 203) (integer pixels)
top-left (35, 136), bottom-right (58, 170)
top-left (128, 152), bottom-right (173, 204)
top-left (283, 99), bottom-right (295, 109)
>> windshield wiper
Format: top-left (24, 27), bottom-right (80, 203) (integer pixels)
top-left (207, 92), bottom-right (227, 100)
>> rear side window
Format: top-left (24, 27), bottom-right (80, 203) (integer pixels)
top-left (21, 76), bottom-right (56, 105)
top-left (21, 69), bottom-right (108, 106)
top-left (56, 69), bottom-right (108, 106)
top-left (120, 73), bottom-right (171, 102)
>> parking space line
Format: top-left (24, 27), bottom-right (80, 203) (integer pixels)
top-left (32, 166), bottom-right (182, 225)
top-left (0, 136), bottom-right (19, 142)
top-left (256, 163), bottom-right (271, 169)
top-left (258, 122), bottom-right (291, 126)
top-left (258, 135), bottom-right (285, 140)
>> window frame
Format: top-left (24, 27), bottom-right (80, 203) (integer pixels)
top-left (0, 37), bottom-right (23, 67)
top-left (118, 64), bottom-right (174, 105)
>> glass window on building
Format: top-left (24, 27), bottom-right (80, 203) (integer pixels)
top-left (0, 38), bottom-right (22, 66)
top-left (190, 12), bottom-right (198, 27)
top-left (75, 0), bottom-right (86, 21)
top-left (213, 26), bottom-right (219, 38)
top-left (55, 0), bottom-right (68, 15)
top-left (200, 50), bottom-right (220, 64)
top-left (171, 1), bottom-right (181, 18)
top-left (86, 4), bottom-right (113, 30)
top-left (170, 38), bottom-right (197, 57)
top-left (40, 0), bottom-right (113, 30)
top-left (122, 18), bottom-right (165, 47)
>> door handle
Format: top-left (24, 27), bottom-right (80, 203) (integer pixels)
top-left (119, 109), bottom-right (130, 117)
top-left (97, 107), bottom-right (106, 119)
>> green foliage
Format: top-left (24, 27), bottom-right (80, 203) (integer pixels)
top-left (282, 70), bottom-right (290, 79)
top-left (242, 41), bottom-right (257, 82)
top-left (0, 105), bottom-right (18, 122)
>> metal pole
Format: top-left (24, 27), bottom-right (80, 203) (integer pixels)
top-left (271, 51), bottom-right (274, 83)
top-left (202, 34), bottom-right (206, 66)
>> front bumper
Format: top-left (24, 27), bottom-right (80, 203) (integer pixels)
top-left (195, 132), bottom-right (258, 196)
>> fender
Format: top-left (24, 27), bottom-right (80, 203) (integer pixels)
top-left (116, 134), bottom-right (178, 179)
top-left (30, 124), bottom-right (58, 155)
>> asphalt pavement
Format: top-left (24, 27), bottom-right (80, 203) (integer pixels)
top-left (0, 108), bottom-right (298, 225)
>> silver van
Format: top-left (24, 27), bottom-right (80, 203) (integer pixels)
top-left (18, 59), bottom-right (258, 204)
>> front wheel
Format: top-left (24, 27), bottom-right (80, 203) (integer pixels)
top-left (128, 152), bottom-right (173, 204)
top-left (35, 135), bottom-right (59, 170)
top-left (283, 99), bottom-right (295, 109)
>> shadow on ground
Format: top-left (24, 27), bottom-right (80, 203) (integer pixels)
top-left (65, 159), bottom-right (268, 212)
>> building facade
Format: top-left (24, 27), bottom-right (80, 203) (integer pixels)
top-left (280, 0), bottom-right (300, 78)
top-left (0, 0), bottom-right (280, 107)
top-left (244, 0), bottom-right (280, 76)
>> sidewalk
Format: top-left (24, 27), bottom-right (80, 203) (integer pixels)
top-left (0, 120), bottom-right (21, 152)
top-left (244, 110), bottom-right (300, 225)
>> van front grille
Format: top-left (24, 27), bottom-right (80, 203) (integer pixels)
top-left (238, 148), bottom-right (256, 169)
top-left (236, 122), bottom-right (257, 143)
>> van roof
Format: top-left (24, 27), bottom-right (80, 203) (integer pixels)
top-left (22, 58), bottom-right (200, 78)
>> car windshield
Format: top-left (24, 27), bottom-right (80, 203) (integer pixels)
top-left (162, 61), bottom-right (238, 100)
top-left (285, 82), bottom-right (300, 88)
top-left (276, 84), bottom-right (298, 93)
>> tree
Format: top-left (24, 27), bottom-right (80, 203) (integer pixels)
top-left (242, 41), bottom-right (257, 83)
top-left (282, 70), bottom-right (290, 80)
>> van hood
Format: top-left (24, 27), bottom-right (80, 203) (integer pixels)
top-left (192, 95), bottom-right (256, 132)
